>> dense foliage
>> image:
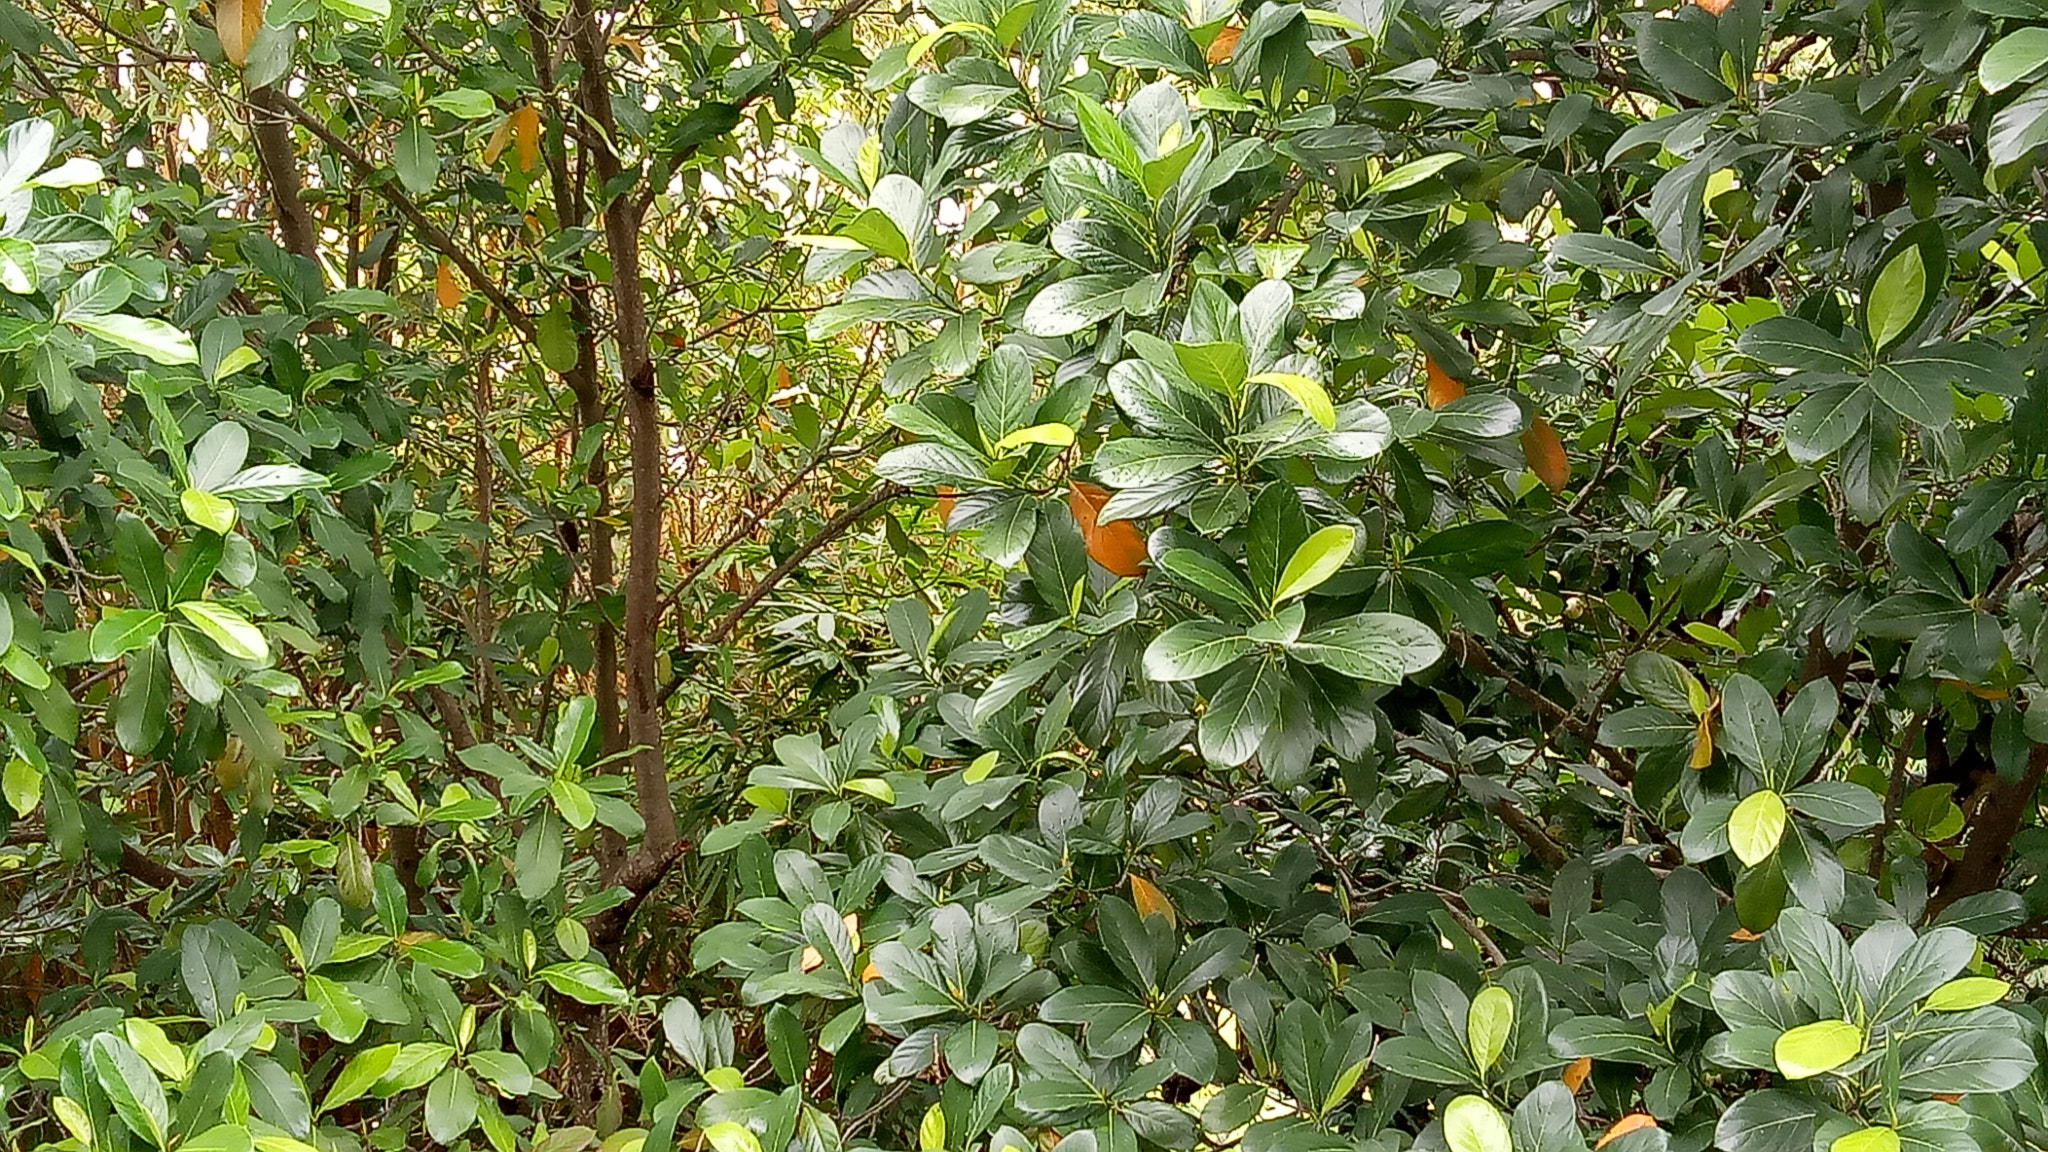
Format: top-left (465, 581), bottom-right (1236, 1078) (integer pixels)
top-left (7, 1), bottom-right (2048, 1152)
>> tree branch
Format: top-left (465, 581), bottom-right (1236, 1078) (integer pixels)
top-left (658, 483), bottom-right (904, 706)
top-left (267, 92), bottom-right (536, 342)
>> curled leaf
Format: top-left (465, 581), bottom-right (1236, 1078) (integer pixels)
top-left (1425, 356), bottom-right (1465, 408)
top-left (511, 105), bottom-right (541, 172)
top-left (436, 260), bottom-right (462, 310)
top-left (1597, 1115), bottom-right (1658, 1150)
top-left (1068, 481), bottom-right (1148, 578)
top-left (1130, 874), bottom-right (1177, 928)
top-left (1522, 416), bottom-right (1569, 492)
top-left (1207, 24), bottom-right (1242, 64)
top-left (218, 0), bottom-right (265, 67)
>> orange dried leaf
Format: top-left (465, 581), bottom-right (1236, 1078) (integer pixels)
top-left (1690, 712), bottom-right (1714, 770)
top-left (1932, 1093), bottom-right (1962, 1104)
top-left (511, 105), bottom-right (542, 172)
top-left (1130, 874), bottom-right (1178, 928)
top-left (1730, 928), bottom-right (1765, 942)
top-left (482, 116), bottom-right (513, 166)
top-left (775, 363), bottom-right (793, 392)
top-left (1425, 356), bottom-right (1465, 409)
top-left (1207, 24), bottom-right (1243, 65)
top-left (936, 485), bottom-right (957, 525)
top-left (1597, 1114), bottom-right (1658, 1149)
top-left (861, 961), bottom-right (882, 983)
top-left (1694, 0), bottom-right (1734, 12)
top-left (435, 260), bottom-right (462, 310)
top-left (1561, 1056), bottom-right (1593, 1093)
top-left (1068, 481), bottom-right (1149, 578)
top-left (1522, 416), bottom-right (1569, 492)
top-left (217, 0), bottom-right (265, 67)
top-left (799, 945), bottom-right (823, 972)
top-left (1941, 678), bottom-right (2008, 700)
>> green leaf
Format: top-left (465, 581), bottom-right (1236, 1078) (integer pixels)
top-left (1714, 1091), bottom-right (1819, 1152)
top-left (1867, 244), bottom-right (1928, 353)
top-left (533, 960), bottom-right (630, 1005)
top-left (395, 121), bottom-right (438, 195)
top-left (1157, 548), bottom-right (1260, 611)
top-left (1273, 525), bottom-right (1355, 604)
top-left (1773, 1020), bottom-right (1861, 1079)
top-left (425, 1068), bottom-right (480, 1145)
top-left (90, 608), bottom-right (165, 662)
top-left (1022, 276), bottom-right (1129, 337)
top-left (1175, 342), bottom-right (1249, 393)
top-left (373, 1042), bottom-right (455, 1096)
top-left (705, 1121), bottom-right (764, 1152)
top-left (1073, 93), bottom-right (1145, 181)
top-left (1981, 27), bottom-right (2048, 92)
top-left (1729, 790), bottom-right (1788, 866)
top-left (120, 1019), bottom-right (185, 1083)
top-left (1896, 1034), bottom-right (2035, 1094)
top-left (1288, 612), bottom-right (1443, 682)
top-left (88, 1033), bottom-right (170, 1148)
top-left (425, 88), bottom-right (496, 118)
top-left (0, 119), bottom-right (55, 198)
top-left (1467, 985), bottom-right (1514, 1076)
top-left (71, 314), bottom-right (197, 365)
top-left (322, 0), bottom-right (391, 18)
top-left (1547, 1015), bottom-right (1672, 1065)
top-left (1368, 152), bottom-right (1463, 195)
top-left (1443, 1095), bottom-right (1511, 1152)
top-left (174, 601), bottom-right (269, 662)
top-left (113, 644), bottom-right (171, 754)
top-left (549, 777), bottom-right (596, 830)
top-left (1922, 976), bottom-right (2010, 1011)
top-left (2, 755), bottom-right (41, 815)
top-left (304, 974), bottom-right (368, 1042)
top-left (551, 695), bottom-right (597, 771)
top-left (1249, 371), bottom-right (1336, 429)
top-left (1144, 620), bottom-right (1256, 680)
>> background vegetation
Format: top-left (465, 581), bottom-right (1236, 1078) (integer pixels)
top-left (4, 1), bottom-right (2048, 1152)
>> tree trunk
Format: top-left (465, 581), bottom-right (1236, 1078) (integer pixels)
top-left (1928, 741), bottom-right (2047, 916)
top-left (248, 84), bottom-right (320, 263)
top-left (566, 0), bottom-right (677, 861)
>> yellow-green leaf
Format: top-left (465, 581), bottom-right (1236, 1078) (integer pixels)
top-left (1923, 976), bottom-right (2010, 1012)
top-left (1774, 1019), bottom-right (1861, 1079)
top-left (1249, 371), bottom-right (1337, 429)
top-left (1274, 525), bottom-right (1357, 603)
top-left (1831, 1128), bottom-right (1900, 1152)
top-left (1443, 1094), bottom-right (1511, 1152)
top-left (991, 423), bottom-right (1076, 454)
top-left (1729, 789), bottom-right (1788, 866)
top-left (181, 487), bottom-right (238, 534)
top-left (1467, 986), bottom-right (1515, 1076)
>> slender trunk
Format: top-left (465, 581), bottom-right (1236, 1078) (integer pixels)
top-left (472, 356), bottom-right (497, 743)
top-left (566, 0), bottom-right (676, 860)
top-left (248, 84), bottom-right (320, 263)
top-left (1928, 742), bottom-right (2048, 915)
top-left (524, 1), bottom-right (620, 762)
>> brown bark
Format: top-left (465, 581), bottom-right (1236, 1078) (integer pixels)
top-left (472, 357), bottom-right (498, 744)
top-left (248, 84), bottom-right (320, 262)
top-left (523, 8), bottom-right (622, 763)
top-left (1928, 741), bottom-right (2048, 916)
top-left (566, 0), bottom-right (677, 861)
